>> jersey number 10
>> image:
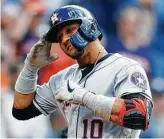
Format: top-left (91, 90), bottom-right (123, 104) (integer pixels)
top-left (83, 119), bottom-right (103, 138)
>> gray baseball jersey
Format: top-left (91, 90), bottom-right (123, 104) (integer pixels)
top-left (33, 53), bottom-right (152, 138)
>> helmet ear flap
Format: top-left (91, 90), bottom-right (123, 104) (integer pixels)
top-left (69, 19), bottom-right (102, 51)
top-left (80, 19), bottom-right (101, 41)
top-left (70, 31), bottom-right (89, 51)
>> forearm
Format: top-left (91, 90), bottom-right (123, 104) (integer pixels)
top-left (82, 93), bottom-right (116, 121)
top-left (81, 92), bottom-right (150, 130)
top-left (82, 93), bottom-right (125, 124)
top-left (14, 59), bottom-right (39, 109)
top-left (55, 81), bottom-right (151, 130)
top-left (14, 35), bottom-right (58, 108)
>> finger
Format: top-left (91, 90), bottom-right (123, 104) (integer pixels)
top-left (40, 34), bottom-right (52, 46)
top-left (57, 100), bottom-right (64, 103)
top-left (33, 43), bottom-right (44, 54)
top-left (45, 42), bottom-right (52, 49)
top-left (48, 54), bottom-right (59, 63)
top-left (55, 97), bottom-right (63, 102)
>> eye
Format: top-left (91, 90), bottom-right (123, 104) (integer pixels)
top-left (66, 27), bottom-right (76, 34)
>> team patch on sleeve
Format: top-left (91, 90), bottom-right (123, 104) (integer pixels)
top-left (130, 72), bottom-right (147, 90)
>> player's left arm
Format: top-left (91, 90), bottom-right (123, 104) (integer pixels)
top-left (81, 91), bottom-right (152, 131)
top-left (55, 81), bottom-right (153, 131)
top-left (55, 64), bottom-right (153, 130)
top-left (109, 63), bottom-right (153, 130)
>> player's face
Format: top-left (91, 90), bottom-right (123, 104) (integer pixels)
top-left (56, 23), bottom-right (82, 59)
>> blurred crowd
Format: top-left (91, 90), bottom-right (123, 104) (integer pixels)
top-left (1, 0), bottom-right (164, 138)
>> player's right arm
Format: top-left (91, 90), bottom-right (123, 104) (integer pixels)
top-left (12, 35), bottom-right (59, 120)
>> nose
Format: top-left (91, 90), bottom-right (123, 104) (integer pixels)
top-left (61, 35), bottom-right (71, 45)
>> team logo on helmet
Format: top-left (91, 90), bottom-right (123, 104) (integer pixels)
top-left (51, 13), bottom-right (59, 24)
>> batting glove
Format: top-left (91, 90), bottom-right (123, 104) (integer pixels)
top-left (55, 80), bottom-right (89, 104)
top-left (26, 34), bottom-right (59, 68)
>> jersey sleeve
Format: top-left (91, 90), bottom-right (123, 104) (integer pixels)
top-left (114, 63), bottom-right (152, 100)
top-left (33, 75), bottom-right (59, 116)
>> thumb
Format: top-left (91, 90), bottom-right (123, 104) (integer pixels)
top-left (48, 54), bottom-right (59, 63)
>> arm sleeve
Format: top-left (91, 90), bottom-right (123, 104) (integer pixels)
top-left (114, 64), bottom-right (152, 100)
top-left (33, 76), bottom-right (59, 115)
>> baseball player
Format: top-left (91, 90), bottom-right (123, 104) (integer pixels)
top-left (13, 5), bottom-right (153, 138)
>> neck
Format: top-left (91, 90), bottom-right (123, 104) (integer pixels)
top-left (77, 40), bottom-right (108, 67)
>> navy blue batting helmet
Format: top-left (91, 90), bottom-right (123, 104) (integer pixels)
top-left (45, 5), bottom-right (102, 51)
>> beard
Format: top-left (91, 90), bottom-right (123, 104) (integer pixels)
top-left (67, 49), bottom-right (84, 59)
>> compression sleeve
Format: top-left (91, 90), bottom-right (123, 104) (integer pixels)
top-left (117, 93), bottom-right (153, 130)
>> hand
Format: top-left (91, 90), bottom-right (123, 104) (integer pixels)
top-left (26, 34), bottom-right (59, 68)
top-left (55, 80), bottom-right (88, 104)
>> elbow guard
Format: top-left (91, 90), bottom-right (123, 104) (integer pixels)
top-left (118, 97), bottom-right (152, 130)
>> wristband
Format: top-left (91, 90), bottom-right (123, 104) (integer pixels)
top-left (82, 92), bottom-right (116, 121)
top-left (15, 59), bottom-right (39, 94)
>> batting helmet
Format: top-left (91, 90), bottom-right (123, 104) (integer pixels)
top-left (45, 5), bottom-right (102, 51)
